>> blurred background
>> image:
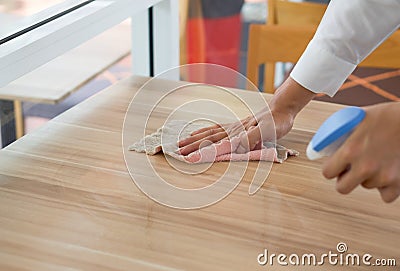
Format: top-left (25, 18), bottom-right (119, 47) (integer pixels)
top-left (0, 0), bottom-right (399, 142)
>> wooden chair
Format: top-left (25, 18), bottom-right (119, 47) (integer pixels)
top-left (247, 24), bottom-right (313, 92)
top-left (247, 0), bottom-right (400, 93)
top-left (248, 22), bottom-right (400, 92)
top-left (179, 0), bottom-right (189, 65)
top-left (266, 0), bottom-right (326, 93)
top-left (267, 0), bottom-right (327, 26)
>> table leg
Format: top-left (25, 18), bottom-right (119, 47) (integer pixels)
top-left (0, 100), bottom-right (16, 148)
top-left (14, 100), bottom-right (25, 139)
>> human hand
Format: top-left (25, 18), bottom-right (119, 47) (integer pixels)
top-left (178, 77), bottom-right (315, 156)
top-left (178, 108), bottom-right (295, 156)
top-left (322, 102), bottom-right (400, 203)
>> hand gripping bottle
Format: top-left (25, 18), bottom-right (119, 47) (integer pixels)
top-left (307, 106), bottom-right (366, 160)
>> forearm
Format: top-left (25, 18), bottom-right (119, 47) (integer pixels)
top-left (291, 0), bottom-right (400, 96)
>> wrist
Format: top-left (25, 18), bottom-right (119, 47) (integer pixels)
top-left (270, 77), bottom-right (316, 118)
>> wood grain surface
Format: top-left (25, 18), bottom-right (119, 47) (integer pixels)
top-left (0, 76), bottom-right (398, 270)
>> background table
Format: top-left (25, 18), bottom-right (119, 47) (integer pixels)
top-left (0, 76), bottom-right (398, 270)
top-left (0, 0), bottom-right (179, 147)
top-left (0, 0), bottom-right (179, 87)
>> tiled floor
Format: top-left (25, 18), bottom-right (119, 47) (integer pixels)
top-left (315, 67), bottom-right (400, 105)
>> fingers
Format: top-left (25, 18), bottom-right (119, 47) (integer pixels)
top-left (179, 119), bottom-right (250, 153)
top-left (190, 124), bottom-right (222, 136)
top-left (378, 186), bottom-right (400, 203)
top-left (331, 163), bottom-right (400, 202)
top-left (361, 171), bottom-right (386, 190)
top-left (361, 166), bottom-right (400, 204)
top-left (327, 154), bottom-right (400, 202)
top-left (179, 131), bottom-right (227, 156)
top-left (334, 164), bottom-right (367, 194)
top-left (322, 136), bottom-right (366, 194)
top-left (179, 127), bottom-right (225, 148)
top-left (177, 110), bottom-right (275, 156)
top-left (322, 143), bottom-right (355, 180)
top-left (242, 115), bottom-right (258, 128)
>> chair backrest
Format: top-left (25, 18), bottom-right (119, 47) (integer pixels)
top-left (268, 0), bottom-right (327, 26)
top-left (359, 32), bottom-right (400, 68)
top-left (254, 0), bottom-right (328, 93)
top-left (247, 24), bottom-right (315, 92)
top-left (247, 0), bottom-right (400, 93)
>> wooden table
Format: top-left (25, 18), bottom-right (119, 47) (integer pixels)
top-left (0, 76), bottom-right (398, 270)
top-left (0, 22), bottom-right (130, 104)
top-left (0, 22), bottom-right (130, 141)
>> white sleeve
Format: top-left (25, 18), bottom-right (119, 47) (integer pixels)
top-left (290, 0), bottom-right (400, 97)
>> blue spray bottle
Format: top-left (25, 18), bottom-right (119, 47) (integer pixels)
top-left (307, 106), bottom-right (366, 160)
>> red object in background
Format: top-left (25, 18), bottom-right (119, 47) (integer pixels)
top-left (186, 13), bottom-right (242, 88)
top-left (187, 14), bottom-right (242, 71)
top-left (187, 17), bottom-right (206, 63)
top-left (203, 15), bottom-right (242, 71)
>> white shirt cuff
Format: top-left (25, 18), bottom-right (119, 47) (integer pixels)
top-left (290, 41), bottom-right (357, 97)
